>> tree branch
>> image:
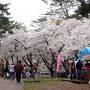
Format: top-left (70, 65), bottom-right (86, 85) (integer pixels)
top-left (22, 56), bottom-right (30, 67)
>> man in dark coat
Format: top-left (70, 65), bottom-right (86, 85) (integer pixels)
top-left (14, 60), bottom-right (24, 83)
top-left (76, 60), bottom-right (83, 80)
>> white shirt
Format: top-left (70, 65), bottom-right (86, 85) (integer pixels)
top-left (9, 64), bottom-right (14, 72)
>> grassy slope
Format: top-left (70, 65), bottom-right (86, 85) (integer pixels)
top-left (24, 78), bottom-right (62, 90)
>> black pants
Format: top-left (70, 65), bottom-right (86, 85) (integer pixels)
top-left (16, 72), bottom-right (21, 83)
top-left (76, 70), bottom-right (82, 80)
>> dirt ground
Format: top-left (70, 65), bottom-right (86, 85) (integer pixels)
top-left (44, 81), bottom-right (90, 90)
top-left (0, 78), bottom-right (23, 90)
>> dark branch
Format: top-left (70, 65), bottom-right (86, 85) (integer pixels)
top-left (22, 56), bottom-right (30, 67)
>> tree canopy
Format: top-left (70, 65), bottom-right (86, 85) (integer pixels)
top-left (42, 0), bottom-right (90, 19)
top-left (76, 0), bottom-right (90, 18)
top-left (0, 3), bottom-right (14, 37)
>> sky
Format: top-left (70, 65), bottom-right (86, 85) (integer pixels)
top-left (0, 0), bottom-right (49, 29)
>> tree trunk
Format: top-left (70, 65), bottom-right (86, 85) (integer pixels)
top-left (62, 61), bottom-right (69, 74)
top-left (16, 56), bottom-right (18, 63)
top-left (50, 68), bottom-right (54, 78)
top-left (11, 54), bottom-right (14, 62)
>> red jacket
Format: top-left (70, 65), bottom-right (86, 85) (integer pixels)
top-left (14, 63), bottom-right (24, 72)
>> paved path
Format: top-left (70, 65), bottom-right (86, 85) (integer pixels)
top-left (0, 78), bottom-right (24, 90)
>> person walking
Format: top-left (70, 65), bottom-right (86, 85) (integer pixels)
top-left (14, 61), bottom-right (24, 83)
top-left (9, 63), bottom-right (15, 80)
top-left (76, 60), bottom-right (83, 80)
top-left (68, 58), bottom-right (76, 80)
top-left (4, 60), bottom-right (10, 79)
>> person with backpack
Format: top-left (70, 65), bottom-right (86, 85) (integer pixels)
top-left (14, 60), bottom-right (24, 83)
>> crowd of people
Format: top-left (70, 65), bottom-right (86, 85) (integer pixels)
top-left (1, 60), bottom-right (24, 83)
top-left (68, 58), bottom-right (90, 80)
top-left (0, 60), bottom-right (38, 83)
top-left (0, 50), bottom-right (90, 82)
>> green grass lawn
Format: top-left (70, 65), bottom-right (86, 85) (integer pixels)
top-left (24, 78), bottom-right (90, 90)
top-left (24, 78), bottom-right (64, 90)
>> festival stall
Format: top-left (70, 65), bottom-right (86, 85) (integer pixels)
top-left (79, 47), bottom-right (90, 80)
top-left (79, 47), bottom-right (90, 60)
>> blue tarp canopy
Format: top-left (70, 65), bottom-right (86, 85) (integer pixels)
top-left (79, 47), bottom-right (90, 61)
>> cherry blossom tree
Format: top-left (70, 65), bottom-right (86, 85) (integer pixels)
top-left (1, 18), bottom-right (90, 77)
